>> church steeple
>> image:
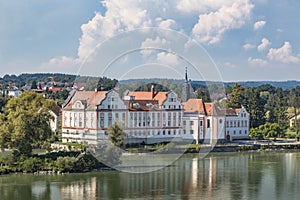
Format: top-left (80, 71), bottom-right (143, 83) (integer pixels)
top-left (185, 67), bottom-right (188, 83)
top-left (181, 67), bottom-right (191, 102)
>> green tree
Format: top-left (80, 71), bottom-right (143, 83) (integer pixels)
top-left (0, 91), bottom-right (56, 156)
top-left (246, 88), bottom-right (265, 128)
top-left (265, 93), bottom-right (276, 123)
top-left (31, 80), bottom-right (38, 89)
top-left (262, 122), bottom-right (283, 140)
top-left (227, 83), bottom-right (244, 108)
top-left (91, 122), bottom-right (126, 166)
top-left (288, 89), bottom-right (300, 140)
top-left (274, 88), bottom-right (288, 128)
top-left (249, 127), bottom-right (264, 139)
top-left (108, 122), bottom-right (126, 148)
top-left (194, 88), bottom-right (211, 102)
top-left (250, 122), bottom-right (283, 140)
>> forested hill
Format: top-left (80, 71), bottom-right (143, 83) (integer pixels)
top-left (0, 73), bottom-right (76, 87)
top-left (222, 80), bottom-right (300, 90)
top-left (1, 73), bottom-right (300, 90)
top-left (121, 79), bottom-right (300, 90)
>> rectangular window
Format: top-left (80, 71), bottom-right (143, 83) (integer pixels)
top-left (122, 113), bottom-right (125, 122)
top-left (207, 119), bottom-right (210, 128)
top-left (108, 113), bottom-right (112, 126)
top-left (190, 121), bottom-right (194, 126)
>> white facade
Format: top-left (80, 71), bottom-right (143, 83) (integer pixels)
top-left (62, 90), bottom-right (250, 145)
top-left (225, 106), bottom-right (250, 141)
top-left (62, 90), bottom-right (186, 145)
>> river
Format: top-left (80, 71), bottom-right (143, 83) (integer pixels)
top-left (0, 151), bottom-right (300, 200)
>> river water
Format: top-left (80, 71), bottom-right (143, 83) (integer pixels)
top-left (0, 151), bottom-right (300, 200)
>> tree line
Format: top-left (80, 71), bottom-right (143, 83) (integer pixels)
top-left (225, 83), bottom-right (300, 140)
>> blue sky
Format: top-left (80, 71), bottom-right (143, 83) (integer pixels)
top-left (1, 0), bottom-right (300, 81)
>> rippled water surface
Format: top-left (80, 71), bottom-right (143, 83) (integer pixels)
top-left (1, 151), bottom-right (300, 200)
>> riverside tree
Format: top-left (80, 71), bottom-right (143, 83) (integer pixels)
top-left (89, 122), bottom-right (126, 167)
top-left (0, 91), bottom-right (57, 156)
top-left (227, 83), bottom-right (245, 108)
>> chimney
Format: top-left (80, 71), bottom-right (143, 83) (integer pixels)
top-left (151, 85), bottom-right (155, 99)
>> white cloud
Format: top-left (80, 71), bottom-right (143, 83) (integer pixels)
top-left (257, 38), bottom-right (271, 52)
top-left (40, 56), bottom-right (80, 73)
top-left (243, 43), bottom-right (255, 50)
top-left (191, 0), bottom-right (254, 44)
top-left (248, 57), bottom-right (268, 66)
top-left (267, 42), bottom-right (300, 64)
top-left (78, 1), bottom-right (150, 60)
top-left (176, 0), bottom-right (236, 13)
top-left (156, 18), bottom-right (177, 29)
top-left (254, 20), bottom-right (266, 30)
top-left (140, 36), bottom-right (170, 57)
top-left (40, 0), bottom-right (256, 74)
top-left (224, 62), bottom-right (236, 68)
top-left (156, 52), bottom-right (179, 65)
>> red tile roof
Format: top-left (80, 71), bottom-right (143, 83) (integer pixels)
top-left (64, 91), bottom-right (108, 109)
top-left (182, 99), bottom-right (206, 114)
top-left (128, 91), bottom-right (168, 105)
top-left (226, 108), bottom-right (241, 116)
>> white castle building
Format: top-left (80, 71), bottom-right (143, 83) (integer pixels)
top-left (61, 72), bottom-right (250, 145)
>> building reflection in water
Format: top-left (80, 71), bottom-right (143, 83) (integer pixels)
top-left (3, 153), bottom-right (300, 200)
top-left (56, 152), bottom-right (299, 199)
top-left (60, 177), bottom-right (97, 200)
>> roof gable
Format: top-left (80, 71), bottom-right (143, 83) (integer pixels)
top-left (63, 91), bottom-right (108, 109)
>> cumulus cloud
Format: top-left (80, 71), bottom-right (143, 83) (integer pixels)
top-left (267, 42), bottom-right (300, 64)
top-left (248, 57), bottom-right (267, 66)
top-left (78, 1), bottom-right (149, 60)
top-left (40, 56), bottom-right (80, 72)
top-left (40, 0), bottom-right (255, 72)
top-left (243, 43), bottom-right (255, 50)
top-left (257, 38), bottom-right (271, 52)
top-left (156, 18), bottom-right (177, 29)
top-left (254, 20), bottom-right (266, 30)
top-left (191, 0), bottom-right (254, 44)
top-left (176, 0), bottom-right (236, 13)
top-left (79, 0), bottom-right (255, 59)
top-left (140, 36), bottom-right (170, 57)
top-left (156, 52), bottom-right (179, 65)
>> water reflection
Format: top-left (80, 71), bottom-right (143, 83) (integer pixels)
top-left (1, 152), bottom-right (300, 200)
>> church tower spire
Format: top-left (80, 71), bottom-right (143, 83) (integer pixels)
top-left (185, 67), bottom-right (188, 83)
top-left (181, 67), bottom-right (191, 102)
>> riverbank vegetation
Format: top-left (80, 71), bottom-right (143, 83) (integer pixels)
top-left (0, 151), bottom-right (106, 175)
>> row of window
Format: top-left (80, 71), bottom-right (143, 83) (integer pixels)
top-left (240, 113), bottom-right (247, 117)
top-left (226, 120), bottom-right (248, 128)
top-left (126, 129), bottom-right (194, 137)
top-left (227, 130), bottom-right (248, 135)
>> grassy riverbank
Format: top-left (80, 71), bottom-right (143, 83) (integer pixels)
top-left (2, 139), bottom-right (300, 175)
top-left (0, 151), bottom-right (107, 175)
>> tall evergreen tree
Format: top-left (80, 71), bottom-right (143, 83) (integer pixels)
top-left (227, 83), bottom-right (244, 108)
top-left (288, 89), bottom-right (300, 140)
top-left (274, 88), bottom-right (288, 128)
top-left (265, 94), bottom-right (276, 123)
top-left (246, 88), bottom-right (265, 128)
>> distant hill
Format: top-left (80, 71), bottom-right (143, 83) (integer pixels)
top-left (1, 73), bottom-right (300, 90)
top-left (121, 79), bottom-right (300, 90)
